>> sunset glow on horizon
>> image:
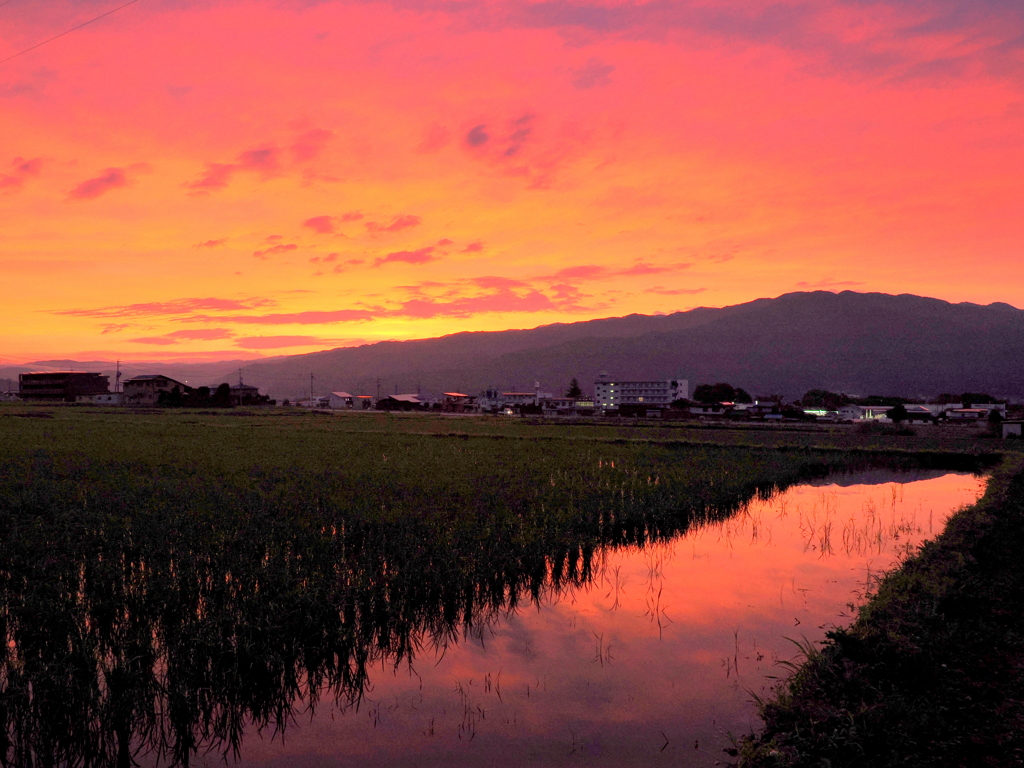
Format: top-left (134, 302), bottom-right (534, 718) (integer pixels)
top-left (3, 0), bottom-right (1023, 362)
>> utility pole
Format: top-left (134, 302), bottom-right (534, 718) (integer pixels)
top-left (310, 373), bottom-right (314, 405)
top-left (238, 368), bottom-right (243, 387)
top-left (115, 360), bottom-right (121, 393)
top-left (376, 377), bottom-right (381, 401)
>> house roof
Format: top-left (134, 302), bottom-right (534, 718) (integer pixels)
top-left (331, 391), bottom-right (355, 398)
top-left (443, 392), bottom-right (470, 397)
top-left (125, 374), bottom-right (186, 387)
top-left (387, 394), bottom-right (422, 403)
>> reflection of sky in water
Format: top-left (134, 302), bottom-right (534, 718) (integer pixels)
top-left (199, 471), bottom-right (985, 767)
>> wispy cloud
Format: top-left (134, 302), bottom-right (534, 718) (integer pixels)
top-left (54, 297), bottom-right (276, 319)
top-left (643, 286), bottom-right (707, 295)
top-left (193, 238), bottom-right (227, 248)
top-left (374, 246), bottom-right (436, 267)
top-left (365, 214), bottom-right (422, 233)
top-left (0, 157), bottom-right (43, 193)
top-left (68, 167), bottom-right (129, 200)
top-left (253, 243), bottom-right (298, 259)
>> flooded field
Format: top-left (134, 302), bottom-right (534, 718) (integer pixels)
top-left (191, 469), bottom-right (985, 768)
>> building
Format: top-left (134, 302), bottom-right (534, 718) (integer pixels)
top-left (123, 374), bottom-right (189, 406)
top-left (540, 397), bottom-right (596, 416)
top-left (946, 408), bottom-right (990, 421)
top-left (75, 393), bottom-right (123, 405)
top-left (229, 384), bottom-right (270, 406)
top-left (377, 394), bottom-right (425, 411)
top-left (19, 371), bottom-right (110, 402)
top-left (441, 393), bottom-right (477, 413)
top-left (593, 373), bottom-right (688, 411)
top-left (329, 391), bottom-right (356, 409)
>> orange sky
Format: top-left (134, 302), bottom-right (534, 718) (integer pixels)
top-left (2, 0), bottom-right (1023, 361)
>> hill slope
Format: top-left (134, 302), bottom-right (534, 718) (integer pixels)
top-left (233, 291), bottom-right (1024, 401)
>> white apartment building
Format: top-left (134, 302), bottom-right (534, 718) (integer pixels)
top-left (593, 373), bottom-right (688, 410)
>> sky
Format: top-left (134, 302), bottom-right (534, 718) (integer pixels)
top-left (2, 0), bottom-right (1023, 362)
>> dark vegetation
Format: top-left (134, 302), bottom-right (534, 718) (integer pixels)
top-left (0, 407), bottom-right (998, 767)
top-left (740, 455), bottom-right (1024, 767)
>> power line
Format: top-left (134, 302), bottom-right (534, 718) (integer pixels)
top-left (0, 0), bottom-right (143, 66)
top-left (0, 1), bottom-right (21, 10)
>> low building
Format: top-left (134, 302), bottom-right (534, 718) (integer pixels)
top-left (540, 397), bottom-right (596, 416)
top-left (947, 408), bottom-right (989, 421)
top-left (441, 393), bottom-right (477, 413)
top-left (123, 375), bottom-right (189, 406)
top-left (330, 391), bottom-right (356, 409)
top-left (75, 393), bottom-right (123, 405)
top-left (230, 383), bottom-right (270, 406)
top-left (19, 371), bottom-right (110, 402)
top-left (377, 394), bottom-right (425, 411)
top-left (593, 373), bottom-right (688, 411)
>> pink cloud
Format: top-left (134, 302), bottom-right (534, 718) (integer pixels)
top-left (129, 336), bottom-right (179, 345)
top-left (234, 335), bottom-right (339, 349)
top-left (237, 147), bottom-right (280, 173)
top-left (253, 243), bottom-right (298, 259)
top-left (184, 309), bottom-right (375, 325)
top-left (795, 279), bottom-right (865, 289)
top-left (0, 157), bottom-right (43, 192)
top-left (643, 286), bottom-right (707, 295)
top-left (186, 163), bottom-right (236, 191)
top-left (303, 215), bottom-right (336, 234)
top-left (618, 260), bottom-right (692, 276)
top-left (68, 167), bottom-right (129, 200)
top-left (374, 246), bottom-right (436, 267)
top-left (165, 328), bottom-right (235, 340)
top-left (291, 128), bottom-right (333, 162)
top-left (463, 241), bottom-right (484, 253)
top-left (365, 214), bottom-right (422, 233)
top-left (416, 123), bottom-right (450, 153)
top-left (54, 297), bottom-right (276, 319)
top-left (193, 238), bottom-right (227, 248)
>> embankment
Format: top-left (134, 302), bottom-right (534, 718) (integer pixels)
top-left (740, 454), bottom-right (1024, 766)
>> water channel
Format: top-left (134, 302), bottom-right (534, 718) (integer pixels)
top-left (187, 469), bottom-right (986, 767)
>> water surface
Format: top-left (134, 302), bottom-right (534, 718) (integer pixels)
top-left (198, 469), bottom-right (985, 767)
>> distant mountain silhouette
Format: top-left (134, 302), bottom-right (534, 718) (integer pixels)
top-left (232, 291), bottom-right (1024, 401)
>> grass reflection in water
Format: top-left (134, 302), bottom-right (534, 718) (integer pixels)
top-left (0, 433), bottom-right (991, 767)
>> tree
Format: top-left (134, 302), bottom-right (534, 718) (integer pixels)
top-left (565, 378), bottom-right (583, 398)
top-left (800, 389), bottom-right (850, 410)
top-left (886, 403), bottom-right (908, 423)
top-left (212, 383), bottom-right (232, 407)
top-left (693, 382), bottom-right (745, 404)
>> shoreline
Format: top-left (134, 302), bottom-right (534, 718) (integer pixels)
top-left (739, 454), bottom-right (1024, 766)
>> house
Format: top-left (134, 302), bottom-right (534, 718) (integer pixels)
top-left (441, 393), bottom-right (477, 413)
top-left (689, 403), bottom-right (729, 416)
top-left (593, 373), bottom-right (688, 411)
top-left (329, 391), bottom-right (356, 409)
top-left (947, 408), bottom-right (990, 421)
top-left (540, 397), bottom-right (596, 416)
top-left (229, 383), bottom-right (270, 406)
top-left (123, 375), bottom-right (189, 406)
top-left (19, 371), bottom-right (110, 402)
top-left (75, 393), bottom-right (123, 405)
top-left (377, 394), bottom-right (425, 411)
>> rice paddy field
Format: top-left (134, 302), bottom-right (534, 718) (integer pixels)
top-left (0, 404), bottom-right (1012, 766)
